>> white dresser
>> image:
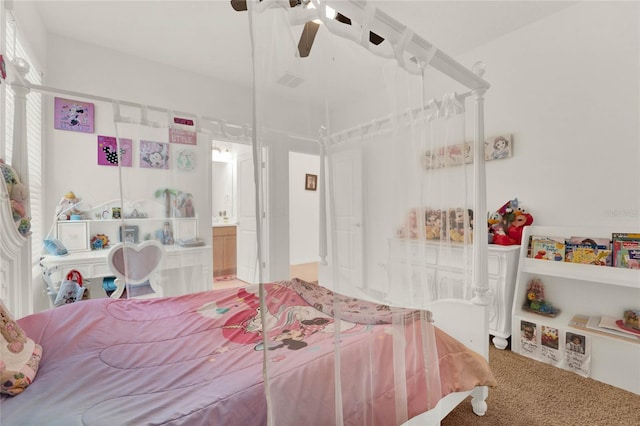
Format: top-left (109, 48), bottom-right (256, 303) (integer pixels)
top-left (388, 239), bottom-right (520, 349)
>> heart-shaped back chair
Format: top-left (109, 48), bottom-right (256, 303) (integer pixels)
top-left (107, 240), bottom-right (165, 299)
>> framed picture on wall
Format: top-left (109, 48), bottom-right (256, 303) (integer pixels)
top-left (54, 97), bottom-right (95, 133)
top-left (140, 140), bottom-right (170, 169)
top-left (97, 136), bottom-right (133, 167)
top-left (119, 225), bottom-right (139, 243)
top-left (305, 174), bottom-right (317, 191)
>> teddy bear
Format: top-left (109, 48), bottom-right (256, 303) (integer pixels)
top-left (0, 307), bottom-right (27, 354)
top-left (10, 182), bottom-right (27, 222)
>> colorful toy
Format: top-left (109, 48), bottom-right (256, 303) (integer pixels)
top-left (489, 198), bottom-right (533, 246)
top-left (55, 191), bottom-right (83, 220)
top-left (90, 234), bottom-right (110, 250)
top-left (523, 278), bottom-right (559, 317)
top-left (1, 159), bottom-right (31, 236)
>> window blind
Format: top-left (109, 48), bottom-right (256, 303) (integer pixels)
top-left (4, 20), bottom-right (43, 265)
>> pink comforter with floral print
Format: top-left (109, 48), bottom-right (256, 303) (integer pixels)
top-left (0, 280), bottom-right (495, 425)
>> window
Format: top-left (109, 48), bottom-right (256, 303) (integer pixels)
top-left (4, 14), bottom-right (43, 265)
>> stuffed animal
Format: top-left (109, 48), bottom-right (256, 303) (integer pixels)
top-left (507, 211), bottom-right (534, 245)
top-left (55, 191), bottom-right (82, 220)
top-left (10, 183), bottom-right (27, 221)
top-left (0, 307), bottom-right (27, 354)
top-left (1, 159), bottom-right (31, 235)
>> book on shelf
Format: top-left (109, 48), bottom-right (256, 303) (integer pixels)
top-left (530, 236), bottom-right (565, 261)
top-left (612, 233), bottom-right (640, 269)
top-left (569, 314), bottom-right (640, 343)
top-left (565, 236), bottom-right (612, 266)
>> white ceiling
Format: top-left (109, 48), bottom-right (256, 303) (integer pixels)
top-left (31, 0), bottom-right (578, 100)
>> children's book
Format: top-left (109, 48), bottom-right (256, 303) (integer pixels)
top-left (612, 233), bottom-right (640, 269)
top-left (565, 236), bottom-right (611, 266)
top-left (530, 236), bottom-right (566, 261)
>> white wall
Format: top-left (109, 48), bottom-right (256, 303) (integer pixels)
top-left (333, 1), bottom-right (640, 230)
top-left (466, 1), bottom-right (639, 228)
top-left (289, 152), bottom-right (320, 264)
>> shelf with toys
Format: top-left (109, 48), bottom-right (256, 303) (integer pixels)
top-left (40, 190), bottom-right (211, 308)
top-left (511, 225), bottom-right (640, 395)
top-left (49, 192), bottom-right (200, 253)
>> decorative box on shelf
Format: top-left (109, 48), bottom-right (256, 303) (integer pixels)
top-left (57, 221), bottom-right (90, 252)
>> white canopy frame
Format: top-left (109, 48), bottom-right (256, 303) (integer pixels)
top-left (248, 1), bottom-right (492, 424)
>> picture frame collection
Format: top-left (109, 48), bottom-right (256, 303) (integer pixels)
top-left (54, 97), bottom-right (198, 171)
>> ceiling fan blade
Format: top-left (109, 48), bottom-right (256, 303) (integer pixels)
top-left (298, 21), bottom-right (320, 58)
top-left (334, 12), bottom-right (384, 45)
top-left (369, 32), bottom-right (384, 45)
top-left (230, 0), bottom-right (247, 12)
top-left (335, 13), bottom-right (352, 25)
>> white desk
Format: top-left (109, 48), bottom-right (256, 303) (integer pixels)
top-left (40, 245), bottom-right (212, 305)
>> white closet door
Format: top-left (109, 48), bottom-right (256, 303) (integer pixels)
top-left (331, 149), bottom-right (364, 288)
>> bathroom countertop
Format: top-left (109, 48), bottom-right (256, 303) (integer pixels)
top-left (212, 222), bottom-right (237, 228)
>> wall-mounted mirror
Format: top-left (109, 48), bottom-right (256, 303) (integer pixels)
top-left (211, 142), bottom-right (253, 225)
top-left (211, 142), bottom-right (235, 224)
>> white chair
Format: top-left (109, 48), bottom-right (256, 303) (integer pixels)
top-left (107, 240), bottom-right (165, 299)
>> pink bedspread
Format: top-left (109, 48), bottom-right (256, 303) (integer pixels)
top-left (0, 281), bottom-right (495, 425)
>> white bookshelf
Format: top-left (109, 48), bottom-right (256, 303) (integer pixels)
top-left (511, 226), bottom-right (640, 395)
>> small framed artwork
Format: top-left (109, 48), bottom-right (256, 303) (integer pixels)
top-left (98, 136), bottom-right (133, 167)
top-left (56, 222), bottom-right (90, 252)
top-left (174, 218), bottom-right (197, 241)
top-left (140, 140), bottom-right (170, 169)
top-left (112, 207), bottom-right (122, 219)
top-left (305, 174), bottom-right (317, 191)
top-left (175, 148), bottom-right (196, 171)
top-left (484, 134), bottom-right (513, 161)
top-left (119, 225), bottom-right (139, 243)
top-left (54, 97), bottom-right (94, 133)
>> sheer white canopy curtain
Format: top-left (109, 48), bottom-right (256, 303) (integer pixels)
top-left (248, 0), bottom-right (486, 424)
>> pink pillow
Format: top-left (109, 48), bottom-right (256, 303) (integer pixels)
top-left (0, 299), bottom-right (42, 395)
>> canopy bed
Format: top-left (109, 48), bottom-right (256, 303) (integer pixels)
top-left (1, 1), bottom-right (494, 424)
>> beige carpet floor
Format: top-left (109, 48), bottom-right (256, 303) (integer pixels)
top-left (441, 343), bottom-right (640, 425)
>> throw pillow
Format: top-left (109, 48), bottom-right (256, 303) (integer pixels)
top-left (0, 299), bottom-right (43, 395)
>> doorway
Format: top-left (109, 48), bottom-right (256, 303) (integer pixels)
top-left (288, 151), bottom-right (321, 283)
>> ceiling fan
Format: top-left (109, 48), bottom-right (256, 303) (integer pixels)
top-left (230, 0), bottom-right (384, 57)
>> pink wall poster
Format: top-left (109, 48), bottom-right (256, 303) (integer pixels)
top-left (98, 136), bottom-right (132, 167)
top-left (54, 97), bottom-right (94, 133)
top-left (140, 140), bottom-right (170, 169)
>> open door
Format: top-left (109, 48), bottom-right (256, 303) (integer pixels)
top-left (236, 150), bottom-right (263, 284)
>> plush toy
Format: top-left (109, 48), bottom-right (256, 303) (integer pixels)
top-left (10, 183), bottom-right (27, 221)
top-left (507, 211), bottom-right (534, 245)
top-left (489, 198), bottom-right (532, 246)
top-left (55, 191), bottom-right (82, 220)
